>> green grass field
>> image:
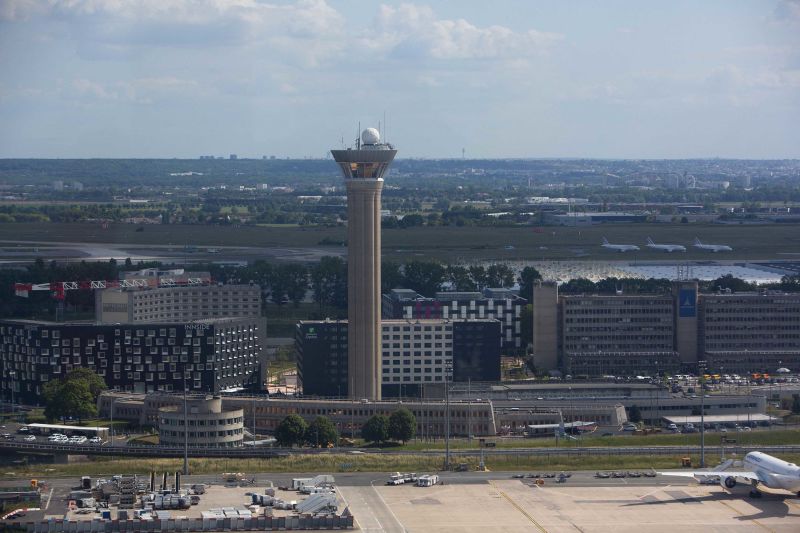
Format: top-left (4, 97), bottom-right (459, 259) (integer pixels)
top-left (1, 222), bottom-right (799, 262)
top-left (13, 452), bottom-right (800, 479)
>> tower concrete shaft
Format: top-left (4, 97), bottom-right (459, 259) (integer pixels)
top-left (331, 131), bottom-right (396, 400)
top-left (346, 178), bottom-right (383, 400)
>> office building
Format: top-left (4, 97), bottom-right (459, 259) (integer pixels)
top-left (531, 281), bottom-right (800, 375)
top-left (96, 283), bottom-right (262, 323)
top-left (0, 318), bottom-right (263, 404)
top-left (331, 128), bottom-right (397, 400)
top-left (382, 288), bottom-right (527, 352)
top-left (296, 318), bottom-right (501, 398)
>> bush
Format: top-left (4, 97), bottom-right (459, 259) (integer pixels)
top-left (305, 416), bottom-right (338, 447)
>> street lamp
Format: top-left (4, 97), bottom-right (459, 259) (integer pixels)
top-left (699, 359), bottom-right (706, 468)
top-left (444, 362), bottom-right (452, 471)
top-left (183, 371), bottom-right (189, 476)
top-left (8, 371), bottom-right (15, 422)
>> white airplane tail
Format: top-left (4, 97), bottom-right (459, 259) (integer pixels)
top-left (694, 237), bottom-right (702, 245)
top-left (712, 459), bottom-right (734, 471)
top-left (602, 237), bottom-right (609, 245)
top-left (646, 237), bottom-right (655, 245)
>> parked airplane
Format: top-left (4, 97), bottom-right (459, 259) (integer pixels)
top-left (659, 451), bottom-right (800, 498)
top-left (693, 238), bottom-right (732, 252)
top-left (601, 237), bottom-right (640, 252)
top-left (646, 237), bottom-right (686, 252)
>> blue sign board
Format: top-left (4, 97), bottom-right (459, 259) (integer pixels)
top-left (678, 288), bottom-right (696, 317)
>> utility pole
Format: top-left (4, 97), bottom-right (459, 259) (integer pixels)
top-left (445, 365), bottom-right (451, 471)
top-left (8, 371), bottom-right (15, 422)
top-left (183, 374), bottom-right (189, 476)
top-left (699, 360), bottom-right (706, 468)
top-left (467, 378), bottom-right (472, 443)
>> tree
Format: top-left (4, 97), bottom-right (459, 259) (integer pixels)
top-left (517, 266), bottom-right (542, 301)
top-left (446, 265), bottom-right (476, 291)
top-left (792, 394), bottom-right (800, 415)
top-left (388, 408), bottom-right (416, 444)
top-left (43, 380), bottom-right (97, 422)
top-left (42, 368), bottom-right (107, 422)
top-left (305, 416), bottom-right (338, 447)
top-left (403, 261), bottom-right (445, 297)
top-left (707, 274), bottom-right (754, 294)
top-left (275, 414), bottom-right (308, 447)
top-left (485, 264), bottom-right (515, 288)
top-left (382, 261), bottom-right (404, 294)
top-left (271, 264), bottom-right (308, 306)
top-left (310, 256), bottom-right (347, 309)
top-left (628, 404), bottom-right (642, 424)
top-left (361, 414), bottom-right (389, 444)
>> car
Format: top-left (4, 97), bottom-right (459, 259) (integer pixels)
top-left (666, 423), bottom-right (678, 431)
top-left (17, 426), bottom-right (29, 433)
top-left (622, 425), bottom-right (637, 432)
top-left (24, 435), bottom-right (36, 442)
top-left (595, 472), bottom-right (610, 479)
top-left (643, 471), bottom-right (657, 478)
top-left (512, 474), bottom-right (525, 479)
top-left (89, 437), bottom-right (103, 444)
top-left (611, 471), bottom-right (627, 478)
top-left (627, 471), bottom-right (642, 478)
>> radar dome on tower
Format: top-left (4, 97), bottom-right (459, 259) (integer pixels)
top-left (361, 128), bottom-right (381, 145)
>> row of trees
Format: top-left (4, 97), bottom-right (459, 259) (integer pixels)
top-left (42, 368), bottom-right (107, 422)
top-left (273, 408), bottom-right (418, 448)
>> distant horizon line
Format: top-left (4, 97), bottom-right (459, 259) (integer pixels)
top-left (1, 156), bottom-right (799, 162)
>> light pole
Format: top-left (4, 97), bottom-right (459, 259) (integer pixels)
top-left (699, 360), bottom-right (706, 468)
top-left (183, 373), bottom-right (189, 476)
top-left (8, 371), bottom-right (15, 422)
top-left (444, 363), bottom-right (452, 471)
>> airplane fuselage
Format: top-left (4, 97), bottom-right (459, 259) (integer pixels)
top-left (743, 451), bottom-right (800, 492)
top-left (693, 244), bottom-right (732, 252)
top-left (646, 244), bottom-right (686, 253)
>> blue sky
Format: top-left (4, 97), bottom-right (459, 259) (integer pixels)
top-left (1, 0), bottom-right (798, 159)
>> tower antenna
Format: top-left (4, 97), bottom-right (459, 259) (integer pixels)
top-left (357, 121), bottom-right (361, 150)
top-left (383, 110), bottom-right (387, 143)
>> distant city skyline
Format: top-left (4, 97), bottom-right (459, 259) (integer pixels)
top-left (1, 1), bottom-right (799, 159)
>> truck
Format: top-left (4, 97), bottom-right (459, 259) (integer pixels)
top-left (416, 475), bottom-right (439, 487)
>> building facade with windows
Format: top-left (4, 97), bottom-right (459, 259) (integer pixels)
top-left (382, 288), bottom-right (526, 352)
top-left (296, 318), bottom-right (501, 398)
top-left (158, 395), bottom-right (244, 448)
top-left (96, 284), bottom-right (262, 324)
top-left (531, 281), bottom-right (800, 375)
top-left (0, 318), bottom-right (264, 404)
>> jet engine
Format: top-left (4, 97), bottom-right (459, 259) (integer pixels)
top-left (720, 476), bottom-right (736, 489)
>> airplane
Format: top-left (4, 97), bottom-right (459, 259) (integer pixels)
top-left (692, 238), bottom-right (732, 252)
top-left (601, 237), bottom-right (640, 252)
top-left (658, 451), bottom-right (800, 498)
top-left (646, 237), bottom-right (686, 253)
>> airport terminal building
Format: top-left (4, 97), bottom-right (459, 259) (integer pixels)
top-left (0, 318), bottom-right (265, 404)
top-left (532, 281), bottom-right (800, 375)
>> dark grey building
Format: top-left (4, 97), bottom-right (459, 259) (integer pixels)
top-left (1, 318), bottom-right (264, 404)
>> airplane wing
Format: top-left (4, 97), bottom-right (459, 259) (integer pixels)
top-left (658, 470), bottom-right (762, 482)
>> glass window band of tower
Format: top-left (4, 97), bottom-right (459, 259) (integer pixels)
top-left (338, 162), bottom-right (392, 179)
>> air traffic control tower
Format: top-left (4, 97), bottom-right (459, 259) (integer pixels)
top-left (331, 128), bottom-right (397, 400)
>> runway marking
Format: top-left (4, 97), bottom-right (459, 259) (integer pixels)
top-left (370, 481), bottom-right (406, 533)
top-left (489, 481), bottom-right (548, 533)
top-left (44, 488), bottom-right (54, 511)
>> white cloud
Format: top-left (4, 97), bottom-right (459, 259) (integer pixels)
top-left (367, 3), bottom-right (561, 60)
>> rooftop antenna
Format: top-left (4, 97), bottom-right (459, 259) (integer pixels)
top-left (356, 121), bottom-right (361, 150)
top-left (462, 148), bottom-right (465, 160)
top-left (383, 110), bottom-right (387, 144)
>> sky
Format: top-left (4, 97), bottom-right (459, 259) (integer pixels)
top-left (0, 0), bottom-right (799, 159)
